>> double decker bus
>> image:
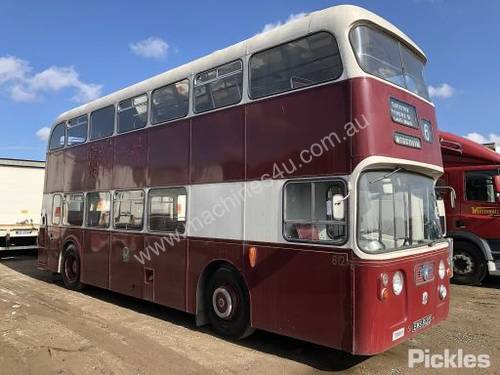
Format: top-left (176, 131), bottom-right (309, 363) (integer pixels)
top-left (38, 5), bottom-right (451, 355)
top-left (438, 131), bottom-right (500, 285)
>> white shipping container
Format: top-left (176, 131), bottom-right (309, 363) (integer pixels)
top-left (0, 159), bottom-right (45, 250)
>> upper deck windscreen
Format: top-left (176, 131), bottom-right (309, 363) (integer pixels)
top-left (351, 24), bottom-right (429, 100)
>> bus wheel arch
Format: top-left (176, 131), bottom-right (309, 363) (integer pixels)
top-left (196, 260), bottom-right (254, 340)
top-left (452, 240), bottom-right (488, 285)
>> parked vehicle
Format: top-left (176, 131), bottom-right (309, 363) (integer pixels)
top-left (438, 131), bottom-right (500, 285)
top-left (0, 159), bottom-right (45, 251)
top-left (38, 5), bottom-right (451, 355)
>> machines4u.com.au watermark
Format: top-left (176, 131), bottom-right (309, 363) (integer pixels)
top-left (408, 348), bottom-right (490, 369)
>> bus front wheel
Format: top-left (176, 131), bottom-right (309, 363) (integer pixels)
top-left (452, 241), bottom-right (487, 285)
top-left (61, 244), bottom-right (84, 291)
top-left (206, 266), bottom-right (254, 340)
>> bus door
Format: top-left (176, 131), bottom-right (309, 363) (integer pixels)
top-left (37, 196), bottom-right (50, 266)
top-left (46, 194), bottom-right (63, 270)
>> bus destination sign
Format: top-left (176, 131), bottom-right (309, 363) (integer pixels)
top-left (394, 132), bottom-right (422, 149)
top-left (390, 97), bottom-right (419, 128)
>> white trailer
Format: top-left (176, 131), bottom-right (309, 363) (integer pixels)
top-left (0, 159), bottom-right (45, 250)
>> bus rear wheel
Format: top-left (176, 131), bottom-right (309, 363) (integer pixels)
top-left (61, 244), bottom-right (84, 291)
top-left (206, 266), bottom-right (254, 340)
top-left (452, 242), bottom-right (487, 285)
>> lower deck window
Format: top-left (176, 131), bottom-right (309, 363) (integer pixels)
top-left (64, 194), bottom-right (84, 226)
top-left (284, 180), bottom-right (347, 243)
top-left (149, 188), bottom-right (187, 233)
top-left (86, 192), bottom-right (111, 228)
top-left (113, 190), bottom-right (145, 231)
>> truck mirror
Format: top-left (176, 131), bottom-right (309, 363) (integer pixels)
top-left (494, 175), bottom-right (500, 202)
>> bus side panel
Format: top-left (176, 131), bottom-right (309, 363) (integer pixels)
top-left (190, 107), bottom-right (245, 184)
top-left (64, 145), bottom-right (89, 193)
top-left (81, 230), bottom-right (110, 289)
top-left (113, 131), bottom-right (148, 189)
top-left (45, 151), bottom-right (65, 193)
top-left (86, 139), bottom-right (114, 192)
top-left (148, 120), bottom-right (190, 187)
top-left (245, 83), bottom-right (350, 180)
top-left (144, 235), bottom-right (187, 311)
top-left (186, 239), bottom-right (245, 314)
top-left (109, 232), bottom-right (145, 299)
top-left (247, 245), bottom-right (352, 350)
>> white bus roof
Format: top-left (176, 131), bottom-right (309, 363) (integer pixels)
top-left (53, 5), bottom-right (426, 125)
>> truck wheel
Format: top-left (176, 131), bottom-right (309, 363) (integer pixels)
top-left (206, 266), bottom-right (254, 340)
top-left (452, 242), bottom-right (487, 285)
top-left (61, 244), bottom-right (84, 291)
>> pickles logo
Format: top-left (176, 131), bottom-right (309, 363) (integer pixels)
top-left (471, 207), bottom-right (500, 215)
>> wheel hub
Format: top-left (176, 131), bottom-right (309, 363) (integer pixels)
top-left (212, 287), bottom-right (234, 320)
top-left (454, 253), bottom-right (474, 275)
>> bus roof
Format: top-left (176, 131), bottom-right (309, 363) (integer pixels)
top-left (53, 5), bottom-right (426, 126)
top-left (439, 131), bottom-right (500, 166)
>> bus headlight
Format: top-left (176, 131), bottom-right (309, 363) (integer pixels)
top-left (392, 271), bottom-right (404, 296)
top-left (438, 259), bottom-right (446, 280)
top-left (439, 284), bottom-right (447, 300)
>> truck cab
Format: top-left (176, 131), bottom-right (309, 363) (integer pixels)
top-left (439, 131), bottom-right (500, 284)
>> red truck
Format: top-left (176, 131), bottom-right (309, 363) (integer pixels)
top-left (439, 131), bottom-right (500, 285)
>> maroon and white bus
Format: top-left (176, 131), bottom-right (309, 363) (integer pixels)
top-left (38, 5), bottom-right (451, 355)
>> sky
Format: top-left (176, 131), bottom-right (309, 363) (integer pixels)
top-left (1, 0), bottom-right (499, 161)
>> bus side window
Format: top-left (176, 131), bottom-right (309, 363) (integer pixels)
top-left (117, 94), bottom-right (148, 134)
top-left (249, 32), bottom-right (342, 99)
top-left (151, 79), bottom-right (189, 124)
top-left (283, 180), bottom-right (347, 244)
top-left (63, 194), bottom-right (85, 226)
top-left (148, 188), bottom-right (187, 234)
top-left (113, 190), bottom-right (145, 231)
top-left (86, 192), bottom-right (111, 228)
top-left (49, 123), bottom-right (66, 150)
top-left (90, 105), bottom-right (115, 141)
top-left (194, 60), bottom-right (243, 113)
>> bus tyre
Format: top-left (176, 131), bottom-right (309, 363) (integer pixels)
top-left (61, 245), bottom-right (84, 291)
top-left (206, 267), bottom-right (254, 340)
top-left (452, 242), bottom-right (487, 286)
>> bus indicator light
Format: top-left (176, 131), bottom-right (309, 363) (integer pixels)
top-left (248, 246), bottom-right (257, 268)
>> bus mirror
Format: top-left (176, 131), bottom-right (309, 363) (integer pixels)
top-left (382, 179), bottom-right (394, 195)
top-left (494, 175), bottom-right (500, 202)
top-left (332, 194), bottom-right (345, 221)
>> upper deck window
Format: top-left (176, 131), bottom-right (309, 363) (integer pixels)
top-left (350, 25), bottom-right (429, 100)
top-left (90, 105), bottom-right (115, 140)
top-left (151, 79), bottom-right (189, 124)
top-left (67, 115), bottom-right (88, 146)
top-left (249, 32), bottom-right (342, 99)
top-left (49, 123), bottom-right (66, 150)
top-left (118, 94), bottom-right (148, 134)
top-left (194, 60), bottom-right (243, 113)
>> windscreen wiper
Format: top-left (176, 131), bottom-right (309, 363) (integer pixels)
top-left (369, 167), bottom-right (404, 184)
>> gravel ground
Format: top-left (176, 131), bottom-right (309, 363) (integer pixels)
top-left (0, 252), bottom-right (499, 375)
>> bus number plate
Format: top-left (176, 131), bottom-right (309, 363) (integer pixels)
top-left (412, 315), bottom-right (432, 332)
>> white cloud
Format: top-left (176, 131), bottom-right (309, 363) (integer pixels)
top-left (465, 133), bottom-right (500, 153)
top-left (36, 127), bottom-right (51, 142)
top-left (260, 12), bottom-right (307, 34)
top-left (0, 56), bottom-right (31, 84)
top-left (129, 37), bottom-right (169, 59)
top-left (0, 55), bottom-right (102, 104)
top-left (428, 83), bottom-right (456, 99)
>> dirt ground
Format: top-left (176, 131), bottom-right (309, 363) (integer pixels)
top-left (0, 252), bottom-right (499, 375)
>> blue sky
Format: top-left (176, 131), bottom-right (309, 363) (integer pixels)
top-left (1, 0), bottom-right (499, 161)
